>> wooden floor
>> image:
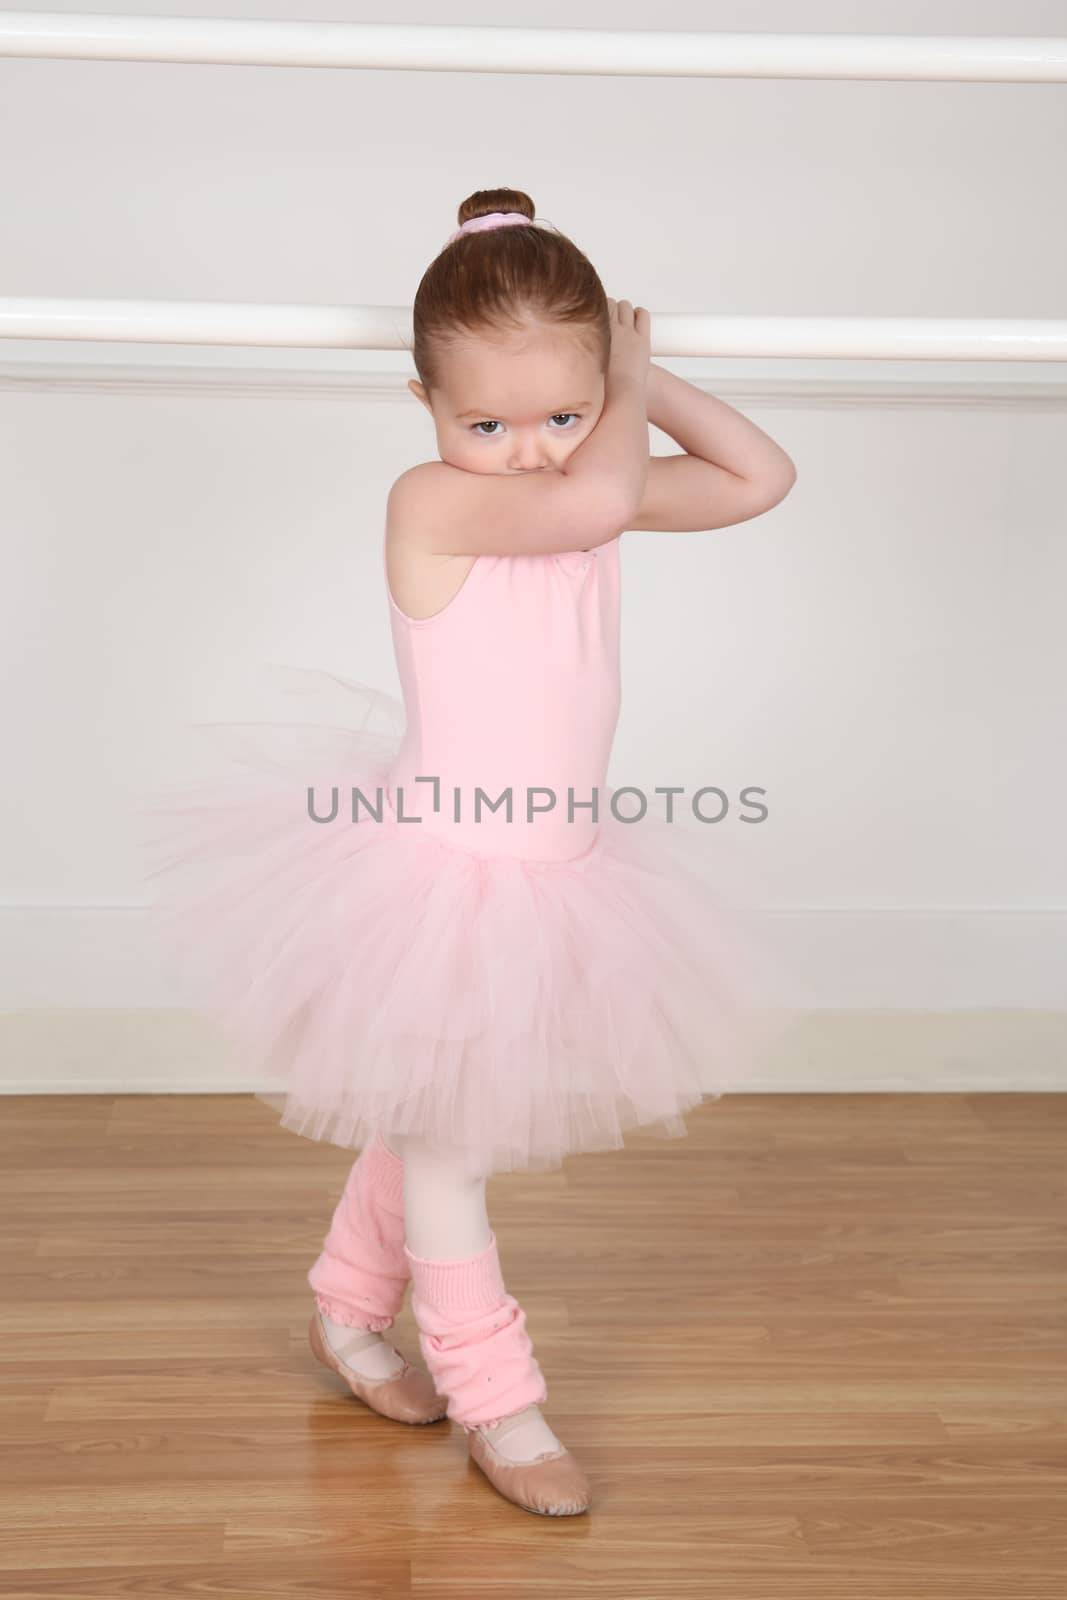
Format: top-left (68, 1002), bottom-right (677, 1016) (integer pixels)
top-left (2, 1092), bottom-right (1064, 1598)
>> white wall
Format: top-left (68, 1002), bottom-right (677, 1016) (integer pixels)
top-left (1, 1), bottom-right (1065, 1058)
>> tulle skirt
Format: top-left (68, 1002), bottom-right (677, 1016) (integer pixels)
top-left (135, 664), bottom-right (808, 1178)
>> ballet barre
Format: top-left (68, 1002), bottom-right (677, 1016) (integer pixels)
top-left (1, 14), bottom-right (1066, 82)
top-left (3, 15), bottom-right (1064, 362)
top-left (0, 301), bottom-right (1065, 362)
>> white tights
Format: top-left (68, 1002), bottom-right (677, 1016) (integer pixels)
top-left (387, 1132), bottom-right (493, 1258)
top-left (382, 1132), bottom-right (563, 1463)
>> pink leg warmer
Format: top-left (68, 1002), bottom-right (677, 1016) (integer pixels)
top-left (307, 1131), bottom-right (408, 1332)
top-left (405, 1231), bottom-right (548, 1431)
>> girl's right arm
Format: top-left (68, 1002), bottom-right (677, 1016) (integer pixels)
top-left (390, 301), bottom-right (651, 560)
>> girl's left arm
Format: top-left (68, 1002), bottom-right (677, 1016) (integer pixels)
top-left (633, 362), bottom-right (797, 532)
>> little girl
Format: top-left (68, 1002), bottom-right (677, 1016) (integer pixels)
top-left (140, 187), bottom-right (800, 1518)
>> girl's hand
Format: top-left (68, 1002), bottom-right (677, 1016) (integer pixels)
top-left (606, 297), bottom-right (650, 388)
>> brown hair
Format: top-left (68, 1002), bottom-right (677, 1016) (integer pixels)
top-left (411, 187), bottom-right (609, 398)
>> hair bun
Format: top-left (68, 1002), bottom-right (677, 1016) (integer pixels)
top-left (456, 187), bottom-right (535, 228)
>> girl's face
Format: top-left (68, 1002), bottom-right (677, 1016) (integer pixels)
top-left (408, 321), bottom-right (606, 475)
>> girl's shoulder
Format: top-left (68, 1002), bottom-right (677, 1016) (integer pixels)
top-left (386, 464), bottom-right (481, 624)
top-left (388, 458), bottom-right (490, 527)
top-left (390, 459), bottom-right (453, 497)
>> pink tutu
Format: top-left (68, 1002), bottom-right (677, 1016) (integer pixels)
top-left (136, 663), bottom-right (806, 1178)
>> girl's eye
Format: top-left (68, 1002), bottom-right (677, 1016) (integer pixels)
top-left (469, 413), bottom-right (581, 437)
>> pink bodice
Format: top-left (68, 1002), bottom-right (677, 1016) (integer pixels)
top-left (383, 536), bottom-right (622, 862)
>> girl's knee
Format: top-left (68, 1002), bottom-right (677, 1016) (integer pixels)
top-left (393, 1132), bottom-right (489, 1184)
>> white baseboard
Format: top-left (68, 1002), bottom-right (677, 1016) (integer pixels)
top-left (0, 1007), bottom-right (1064, 1096)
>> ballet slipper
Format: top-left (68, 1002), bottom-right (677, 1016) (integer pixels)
top-left (466, 1419), bottom-right (592, 1516)
top-left (308, 1305), bottom-right (448, 1425)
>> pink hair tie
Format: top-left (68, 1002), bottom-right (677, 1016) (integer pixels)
top-left (446, 211), bottom-right (533, 245)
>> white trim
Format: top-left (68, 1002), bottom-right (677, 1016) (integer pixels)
top-left (2, 355), bottom-right (1066, 410)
